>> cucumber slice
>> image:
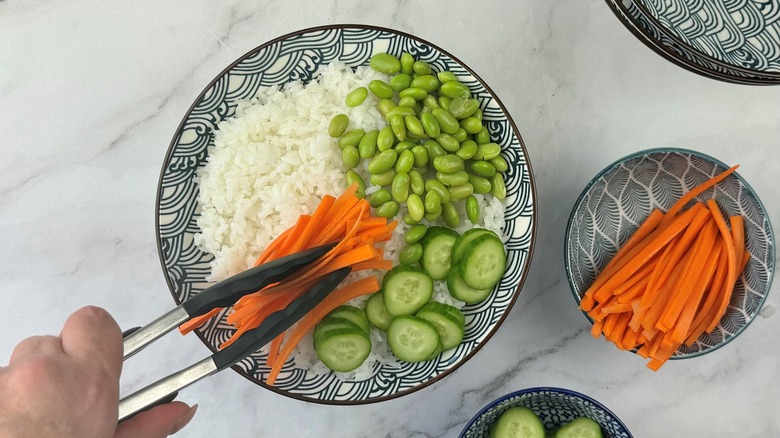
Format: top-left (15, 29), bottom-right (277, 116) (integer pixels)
top-left (313, 317), bottom-right (363, 345)
top-left (419, 226), bottom-right (460, 280)
top-left (416, 304), bottom-right (464, 350)
top-left (554, 417), bottom-right (603, 438)
top-left (491, 406), bottom-right (545, 438)
top-left (418, 300), bottom-right (466, 326)
top-left (314, 328), bottom-right (372, 372)
top-left (447, 263), bottom-right (493, 304)
top-left (460, 234), bottom-right (506, 290)
top-left (365, 292), bottom-right (393, 331)
top-left (451, 228), bottom-right (496, 264)
top-left (382, 265), bottom-right (434, 316)
top-left (325, 305), bottom-right (370, 335)
top-left (387, 315), bottom-right (442, 362)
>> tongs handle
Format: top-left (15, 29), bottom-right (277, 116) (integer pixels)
top-left (118, 268), bottom-right (350, 422)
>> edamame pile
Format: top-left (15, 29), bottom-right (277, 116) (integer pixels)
top-left (329, 52), bottom-right (509, 235)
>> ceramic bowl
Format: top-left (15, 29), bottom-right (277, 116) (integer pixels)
top-left (155, 25), bottom-right (536, 404)
top-left (460, 387), bottom-right (633, 438)
top-left (565, 148), bottom-right (774, 358)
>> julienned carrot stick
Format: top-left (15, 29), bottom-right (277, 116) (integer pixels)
top-left (670, 239), bottom-right (721, 345)
top-left (266, 276), bottom-right (380, 385)
top-left (602, 209), bottom-right (665, 273)
top-left (660, 165), bottom-right (739, 227)
top-left (705, 199), bottom-right (737, 332)
top-left (179, 308), bottom-right (223, 335)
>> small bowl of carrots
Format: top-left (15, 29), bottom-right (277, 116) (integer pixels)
top-left (459, 387), bottom-right (633, 438)
top-left (565, 148), bottom-right (774, 370)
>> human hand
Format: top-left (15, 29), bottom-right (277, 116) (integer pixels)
top-left (0, 306), bottom-right (197, 438)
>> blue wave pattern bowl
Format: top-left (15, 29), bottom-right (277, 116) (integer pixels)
top-left (565, 148), bottom-right (774, 358)
top-left (460, 387), bottom-right (632, 438)
top-left (156, 25), bottom-right (536, 403)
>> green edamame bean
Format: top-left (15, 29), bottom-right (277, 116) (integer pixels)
top-left (422, 95), bottom-right (440, 110)
top-left (473, 108), bottom-right (483, 122)
top-left (411, 146), bottom-right (429, 168)
top-left (370, 53), bottom-right (401, 74)
top-left (465, 195), bottom-right (480, 224)
top-left (460, 117), bottom-right (483, 134)
top-left (447, 98), bottom-right (479, 119)
top-left (391, 172), bottom-right (410, 203)
top-left (475, 126), bottom-right (491, 144)
top-left (386, 106), bottom-right (416, 118)
top-left (389, 73), bottom-right (413, 91)
top-left (377, 126), bottom-right (396, 151)
top-left (490, 156), bottom-right (509, 172)
top-left (424, 190), bottom-right (442, 214)
top-left (389, 114), bottom-right (406, 142)
top-left (368, 149), bottom-right (398, 174)
top-left (410, 75), bottom-right (440, 92)
top-left (399, 243), bottom-right (423, 265)
top-left (453, 129), bottom-right (468, 143)
top-left (400, 53), bottom-right (415, 75)
top-left (436, 170), bottom-right (469, 187)
top-left (441, 202), bottom-right (460, 227)
top-left (437, 71), bottom-right (458, 83)
top-left (369, 189), bottom-right (392, 208)
top-left (437, 96), bottom-right (452, 111)
top-left (440, 81), bottom-right (471, 99)
top-left (403, 212), bottom-right (417, 225)
top-left (420, 112), bottom-right (440, 138)
top-left (342, 145), bottom-right (360, 168)
top-left (412, 60), bottom-right (431, 75)
top-left (346, 87), bottom-right (368, 107)
top-left (358, 129), bottom-right (379, 159)
top-left (369, 80), bottom-right (394, 99)
top-left (409, 169), bottom-right (425, 195)
top-left (328, 114), bottom-right (349, 138)
top-left (475, 143), bottom-right (501, 160)
top-left (399, 87), bottom-right (427, 101)
top-left (394, 141), bottom-right (415, 153)
top-left (469, 174), bottom-right (492, 194)
top-left (376, 200), bottom-right (400, 218)
top-left (456, 140), bottom-right (478, 160)
top-left (398, 96), bottom-right (417, 108)
top-left (425, 179), bottom-right (451, 203)
top-left (433, 154), bottom-right (464, 173)
top-left (395, 150), bottom-right (415, 173)
top-left (436, 133), bottom-right (460, 152)
top-left (378, 99), bottom-right (396, 116)
top-left (448, 182), bottom-right (474, 201)
top-left (413, 102), bottom-right (424, 117)
top-left (346, 170), bottom-right (366, 198)
top-left (423, 140), bottom-right (447, 159)
top-left (470, 160), bottom-right (497, 177)
top-left (491, 173), bottom-right (506, 200)
top-left (431, 108), bottom-right (460, 135)
top-left (424, 211), bottom-right (441, 222)
top-left (370, 169), bottom-right (396, 186)
top-left (404, 115), bottom-right (425, 137)
top-left (338, 129), bottom-right (366, 149)
top-left (406, 193), bottom-right (425, 222)
top-left (404, 224), bottom-right (428, 244)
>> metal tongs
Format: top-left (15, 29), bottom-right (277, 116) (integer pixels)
top-left (119, 244), bottom-right (347, 421)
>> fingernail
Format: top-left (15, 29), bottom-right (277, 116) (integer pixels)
top-left (171, 404), bottom-right (198, 435)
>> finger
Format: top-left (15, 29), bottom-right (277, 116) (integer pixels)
top-left (8, 335), bottom-right (63, 364)
top-left (60, 306), bottom-right (122, 378)
top-left (114, 402), bottom-right (197, 438)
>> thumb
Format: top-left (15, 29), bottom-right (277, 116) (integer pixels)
top-left (115, 402), bottom-right (197, 438)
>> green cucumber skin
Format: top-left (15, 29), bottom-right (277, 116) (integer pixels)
top-left (451, 227), bottom-right (496, 264)
top-left (447, 263), bottom-right (493, 304)
top-left (314, 328), bottom-right (372, 373)
top-left (326, 305), bottom-right (370, 335)
top-left (386, 315), bottom-right (442, 362)
top-left (365, 292), bottom-right (393, 331)
top-left (419, 226), bottom-right (460, 281)
top-left (460, 234), bottom-right (506, 290)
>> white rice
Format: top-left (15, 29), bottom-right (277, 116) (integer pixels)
top-left (195, 61), bottom-right (507, 381)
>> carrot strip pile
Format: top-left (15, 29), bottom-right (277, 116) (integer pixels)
top-left (179, 184), bottom-right (393, 381)
top-left (580, 165), bottom-right (750, 371)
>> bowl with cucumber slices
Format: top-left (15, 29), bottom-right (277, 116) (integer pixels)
top-left (460, 387), bottom-right (632, 438)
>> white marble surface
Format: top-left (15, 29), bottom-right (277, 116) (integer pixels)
top-left (1, 0), bottom-right (779, 436)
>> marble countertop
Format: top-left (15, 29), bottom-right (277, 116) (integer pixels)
top-left (2, 0), bottom-right (778, 436)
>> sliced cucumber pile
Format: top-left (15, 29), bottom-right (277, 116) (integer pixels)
top-left (313, 306), bottom-right (372, 373)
